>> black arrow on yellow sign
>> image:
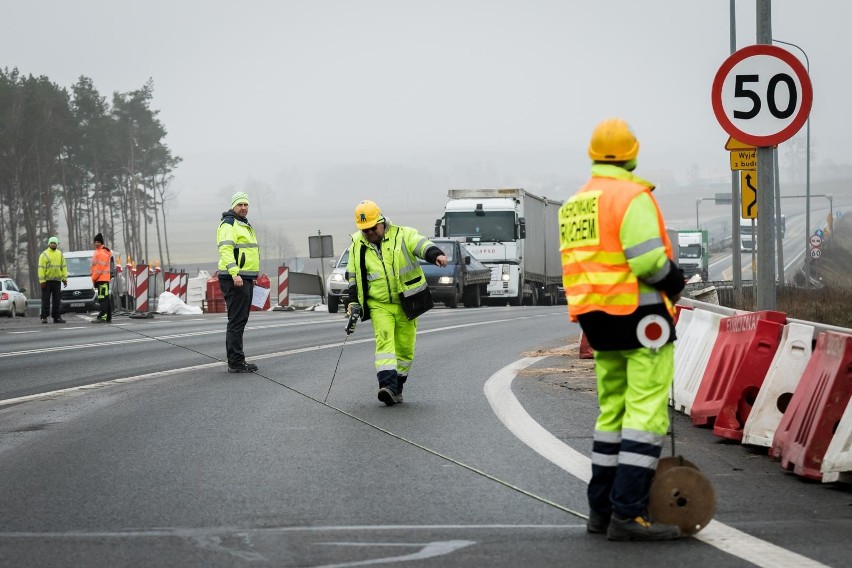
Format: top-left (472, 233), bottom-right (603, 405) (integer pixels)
top-left (740, 170), bottom-right (757, 219)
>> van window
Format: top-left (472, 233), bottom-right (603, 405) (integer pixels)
top-left (66, 256), bottom-right (92, 278)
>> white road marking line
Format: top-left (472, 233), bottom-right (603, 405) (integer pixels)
top-left (484, 354), bottom-right (831, 568)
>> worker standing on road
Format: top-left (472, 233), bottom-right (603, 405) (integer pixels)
top-left (90, 233), bottom-right (113, 323)
top-left (345, 200), bottom-right (447, 406)
top-left (217, 191), bottom-right (260, 373)
top-left (559, 118), bottom-right (685, 541)
top-left (38, 236), bottom-right (68, 324)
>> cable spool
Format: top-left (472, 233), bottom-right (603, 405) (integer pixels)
top-left (649, 456), bottom-right (716, 535)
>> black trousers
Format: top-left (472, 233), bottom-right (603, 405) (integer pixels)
top-left (96, 281), bottom-right (112, 322)
top-left (220, 277), bottom-right (254, 365)
top-left (40, 280), bottom-right (62, 319)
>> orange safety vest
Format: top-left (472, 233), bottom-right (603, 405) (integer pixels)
top-left (560, 176), bottom-right (674, 322)
top-left (91, 246), bottom-right (112, 283)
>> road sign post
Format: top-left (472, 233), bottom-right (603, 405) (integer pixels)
top-left (712, 42), bottom-right (812, 310)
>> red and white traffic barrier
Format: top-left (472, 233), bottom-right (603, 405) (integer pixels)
top-left (134, 265), bottom-right (150, 312)
top-left (278, 264), bottom-right (289, 307)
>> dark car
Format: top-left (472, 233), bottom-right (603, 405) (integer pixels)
top-left (421, 239), bottom-right (490, 308)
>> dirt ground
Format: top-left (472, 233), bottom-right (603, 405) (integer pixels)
top-left (519, 345), bottom-right (598, 393)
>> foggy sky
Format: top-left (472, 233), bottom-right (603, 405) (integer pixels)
top-left (4, 1), bottom-right (851, 264)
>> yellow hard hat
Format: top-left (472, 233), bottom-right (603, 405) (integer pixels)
top-left (354, 200), bottom-right (384, 229)
top-left (588, 118), bottom-right (639, 162)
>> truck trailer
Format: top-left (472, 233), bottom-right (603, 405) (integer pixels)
top-left (434, 188), bottom-right (563, 305)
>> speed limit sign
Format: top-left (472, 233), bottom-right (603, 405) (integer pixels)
top-left (711, 44), bottom-right (812, 147)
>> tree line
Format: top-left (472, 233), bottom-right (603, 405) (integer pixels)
top-left (0, 68), bottom-right (180, 295)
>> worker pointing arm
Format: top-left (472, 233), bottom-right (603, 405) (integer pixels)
top-left (345, 200), bottom-right (445, 406)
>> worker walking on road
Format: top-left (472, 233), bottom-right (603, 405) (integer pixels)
top-left (38, 236), bottom-right (68, 324)
top-left (91, 233), bottom-right (113, 323)
top-left (559, 118), bottom-right (685, 541)
top-left (217, 191), bottom-right (260, 373)
top-left (345, 200), bottom-right (447, 406)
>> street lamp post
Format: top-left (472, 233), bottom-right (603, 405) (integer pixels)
top-left (773, 38), bottom-right (810, 282)
top-left (696, 198), bottom-right (701, 230)
top-left (827, 195), bottom-right (833, 228)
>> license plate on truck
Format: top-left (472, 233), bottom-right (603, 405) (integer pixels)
top-left (70, 302), bottom-right (84, 308)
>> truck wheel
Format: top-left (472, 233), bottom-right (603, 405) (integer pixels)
top-left (447, 287), bottom-right (459, 308)
top-left (463, 284), bottom-right (481, 308)
top-left (524, 285), bottom-right (538, 306)
top-left (509, 279), bottom-right (523, 306)
top-left (328, 295), bottom-right (339, 314)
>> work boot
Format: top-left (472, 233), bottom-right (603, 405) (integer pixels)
top-left (377, 387), bottom-right (403, 406)
top-left (53, 318), bottom-right (66, 323)
top-left (586, 510), bottom-right (611, 534)
top-left (41, 317), bottom-right (47, 324)
top-left (606, 513), bottom-right (681, 541)
top-left (228, 361), bottom-right (258, 373)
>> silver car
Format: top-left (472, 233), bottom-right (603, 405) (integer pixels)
top-left (0, 276), bottom-right (28, 317)
top-left (325, 249), bottom-right (349, 314)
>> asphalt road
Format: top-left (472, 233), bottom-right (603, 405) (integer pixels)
top-left (0, 306), bottom-right (849, 567)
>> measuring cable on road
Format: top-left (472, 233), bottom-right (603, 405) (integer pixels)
top-left (94, 319), bottom-right (590, 522)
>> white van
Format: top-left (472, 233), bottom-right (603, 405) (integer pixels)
top-left (60, 250), bottom-right (116, 313)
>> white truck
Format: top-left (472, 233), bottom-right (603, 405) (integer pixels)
top-left (677, 229), bottom-right (709, 282)
top-left (434, 188), bottom-right (563, 305)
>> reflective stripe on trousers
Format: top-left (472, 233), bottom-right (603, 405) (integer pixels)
top-left (587, 342), bottom-right (673, 518)
top-left (369, 301), bottom-right (416, 376)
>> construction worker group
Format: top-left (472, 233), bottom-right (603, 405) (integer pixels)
top-left (37, 118), bottom-right (687, 543)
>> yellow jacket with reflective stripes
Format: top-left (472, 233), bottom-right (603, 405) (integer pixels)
top-left (38, 247), bottom-right (68, 283)
top-left (346, 222), bottom-right (434, 320)
top-left (559, 164), bottom-right (676, 322)
top-left (217, 211), bottom-right (260, 279)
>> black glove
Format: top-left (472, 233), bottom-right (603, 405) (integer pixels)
top-left (345, 303), bottom-right (361, 335)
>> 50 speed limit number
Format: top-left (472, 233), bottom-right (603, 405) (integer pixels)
top-left (712, 44), bottom-right (812, 147)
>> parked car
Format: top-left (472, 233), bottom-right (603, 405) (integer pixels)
top-left (325, 249), bottom-right (350, 314)
top-left (0, 275), bottom-right (28, 317)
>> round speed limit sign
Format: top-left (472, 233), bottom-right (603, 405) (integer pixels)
top-left (712, 44), bottom-right (812, 147)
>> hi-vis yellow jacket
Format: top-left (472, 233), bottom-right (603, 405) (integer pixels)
top-left (38, 248), bottom-right (67, 283)
top-left (559, 164), bottom-right (677, 322)
top-left (346, 222), bottom-right (434, 321)
top-left (217, 211), bottom-right (260, 279)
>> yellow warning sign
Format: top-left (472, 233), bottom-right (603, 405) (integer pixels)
top-left (730, 149), bottom-right (757, 170)
top-left (725, 136), bottom-right (755, 151)
top-left (740, 170), bottom-right (757, 219)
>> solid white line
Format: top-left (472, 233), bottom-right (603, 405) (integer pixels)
top-left (483, 355), bottom-right (831, 568)
top-left (483, 356), bottom-right (591, 483)
top-left (9, 331), bottom-right (39, 334)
